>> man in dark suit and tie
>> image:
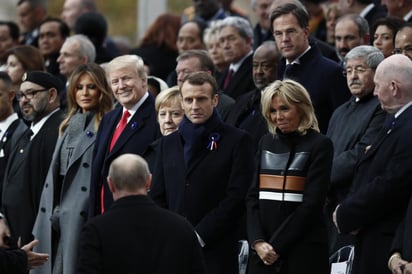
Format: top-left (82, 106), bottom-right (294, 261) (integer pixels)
top-left (271, 2), bottom-right (351, 132)
top-left (218, 16), bottom-right (256, 100)
top-left (150, 71), bottom-right (254, 274)
top-left (226, 41), bottom-right (280, 151)
top-left (333, 54), bottom-right (412, 274)
top-left (89, 55), bottom-right (159, 217)
top-left (1, 71), bottom-right (65, 246)
top-left (0, 72), bottom-right (28, 196)
top-left (78, 154), bottom-right (206, 274)
top-left (175, 49), bottom-right (235, 121)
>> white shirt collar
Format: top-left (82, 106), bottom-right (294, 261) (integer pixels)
top-left (30, 108), bottom-right (60, 139)
top-left (0, 113), bottom-right (19, 139)
top-left (360, 3), bottom-right (375, 17)
top-left (122, 91), bottom-right (149, 122)
top-left (286, 46), bottom-right (311, 65)
top-left (395, 101), bottom-right (412, 118)
top-left (229, 51), bottom-right (253, 73)
top-left (404, 10), bottom-right (412, 21)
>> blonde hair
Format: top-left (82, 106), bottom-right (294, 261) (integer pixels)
top-left (155, 86), bottom-right (181, 112)
top-left (106, 54), bottom-right (147, 79)
top-left (261, 79), bottom-right (319, 135)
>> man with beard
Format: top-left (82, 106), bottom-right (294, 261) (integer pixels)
top-left (335, 14), bottom-right (370, 65)
top-left (1, 71), bottom-right (64, 246)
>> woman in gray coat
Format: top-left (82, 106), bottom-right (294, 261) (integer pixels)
top-left (31, 63), bottom-right (113, 274)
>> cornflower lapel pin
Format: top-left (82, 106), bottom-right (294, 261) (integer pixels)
top-left (86, 130), bottom-right (94, 138)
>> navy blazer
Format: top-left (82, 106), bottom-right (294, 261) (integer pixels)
top-left (150, 122), bottom-right (254, 274)
top-left (336, 106), bottom-right (412, 274)
top-left (89, 95), bottom-right (160, 217)
top-left (278, 45), bottom-right (351, 133)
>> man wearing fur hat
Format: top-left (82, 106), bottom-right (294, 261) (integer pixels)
top-left (1, 71), bottom-right (65, 246)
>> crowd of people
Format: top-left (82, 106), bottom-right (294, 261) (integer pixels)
top-left (1, 0), bottom-right (412, 274)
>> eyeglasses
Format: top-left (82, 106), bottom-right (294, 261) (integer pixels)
top-left (392, 46), bottom-right (412, 55)
top-left (16, 88), bottom-right (49, 101)
top-left (343, 66), bottom-right (371, 77)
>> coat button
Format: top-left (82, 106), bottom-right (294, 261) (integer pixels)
top-left (41, 207), bottom-right (46, 212)
top-left (45, 184), bottom-right (48, 188)
top-left (81, 186), bottom-right (87, 192)
top-left (82, 163), bottom-right (89, 168)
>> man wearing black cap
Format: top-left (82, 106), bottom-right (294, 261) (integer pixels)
top-left (1, 71), bottom-right (65, 246)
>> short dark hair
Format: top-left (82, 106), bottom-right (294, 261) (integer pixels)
top-left (270, 3), bottom-right (309, 33)
top-left (74, 12), bottom-right (108, 46)
top-left (177, 50), bottom-right (215, 76)
top-left (180, 19), bottom-right (208, 43)
top-left (0, 21), bottom-right (20, 41)
top-left (181, 71), bottom-right (218, 97)
top-left (372, 17), bottom-right (405, 47)
top-left (0, 71), bottom-right (12, 87)
top-left (40, 17), bottom-right (70, 39)
top-left (17, 0), bottom-right (47, 9)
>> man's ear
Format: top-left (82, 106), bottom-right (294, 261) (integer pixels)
top-left (107, 176), bottom-right (116, 194)
top-left (48, 88), bottom-right (59, 104)
top-left (8, 90), bottom-right (16, 103)
top-left (145, 174), bottom-right (152, 192)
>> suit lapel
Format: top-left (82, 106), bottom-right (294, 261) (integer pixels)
top-left (360, 108), bottom-right (412, 163)
top-left (67, 117), bottom-right (96, 168)
top-left (109, 96), bottom-right (154, 155)
top-left (185, 126), bottom-right (223, 176)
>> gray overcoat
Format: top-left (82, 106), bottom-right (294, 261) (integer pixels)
top-left (31, 116), bottom-right (97, 274)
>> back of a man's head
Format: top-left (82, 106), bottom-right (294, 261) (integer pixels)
top-left (108, 154), bottom-right (151, 194)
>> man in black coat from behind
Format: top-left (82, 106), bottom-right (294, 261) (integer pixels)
top-left (77, 154), bottom-right (206, 274)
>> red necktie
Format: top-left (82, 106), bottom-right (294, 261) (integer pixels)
top-left (101, 110), bottom-right (130, 214)
top-left (223, 69), bottom-right (234, 90)
top-left (109, 110), bottom-right (131, 152)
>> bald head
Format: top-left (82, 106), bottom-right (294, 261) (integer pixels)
top-left (253, 41), bottom-right (281, 90)
top-left (373, 54), bottom-right (412, 113)
top-left (108, 154), bottom-right (151, 199)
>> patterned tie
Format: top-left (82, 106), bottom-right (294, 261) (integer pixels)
top-left (223, 69), bottom-right (234, 90)
top-left (109, 110), bottom-right (131, 152)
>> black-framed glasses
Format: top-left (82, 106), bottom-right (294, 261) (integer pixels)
top-left (16, 88), bottom-right (49, 101)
